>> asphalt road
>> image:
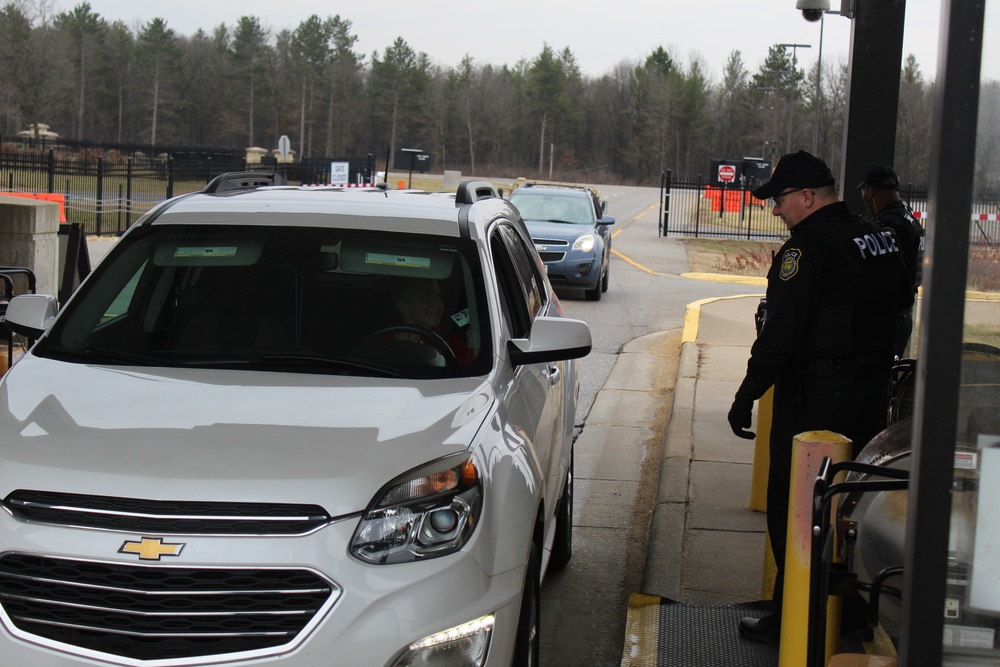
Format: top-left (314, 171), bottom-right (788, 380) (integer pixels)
top-left (540, 184), bottom-right (757, 665)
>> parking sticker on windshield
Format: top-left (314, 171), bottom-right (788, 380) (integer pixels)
top-left (365, 253), bottom-right (431, 269)
top-left (452, 308), bottom-right (470, 327)
top-left (174, 246), bottom-right (238, 258)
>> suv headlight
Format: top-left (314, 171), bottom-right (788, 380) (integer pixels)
top-left (391, 615), bottom-right (494, 667)
top-left (351, 454), bottom-right (482, 564)
top-left (572, 234), bottom-right (597, 253)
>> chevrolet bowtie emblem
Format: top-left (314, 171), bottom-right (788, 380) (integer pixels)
top-left (119, 537), bottom-right (185, 561)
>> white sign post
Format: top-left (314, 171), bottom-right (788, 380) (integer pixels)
top-left (330, 161), bottom-right (349, 186)
top-left (278, 135), bottom-right (290, 159)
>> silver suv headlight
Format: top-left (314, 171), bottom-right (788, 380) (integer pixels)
top-left (351, 454), bottom-right (482, 564)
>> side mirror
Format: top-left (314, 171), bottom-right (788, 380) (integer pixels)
top-left (4, 294), bottom-right (58, 339)
top-left (508, 316), bottom-right (591, 366)
top-left (599, 216), bottom-right (616, 226)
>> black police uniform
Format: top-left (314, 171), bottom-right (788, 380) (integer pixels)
top-left (875, 200), bottom-right (924, 356)
top-left (732, 200), bottom-right (911, 618)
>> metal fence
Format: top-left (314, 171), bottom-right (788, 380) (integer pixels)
top-left (658, 171), bottom-right (787, 240)
top-left (658, 170), bottom-right (1000, 245)
top-left (0, 144), bottom-right (377, 237)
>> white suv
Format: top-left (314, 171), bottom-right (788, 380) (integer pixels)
top-left (0, 173), bottom-right (590, 666)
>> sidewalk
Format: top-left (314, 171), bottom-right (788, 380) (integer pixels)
top-left (616, 293), bottom-right (785, 666)
top-left (643, 293), bottom-right (766, 605)
top-left (627, 292), bottom-right (916, 665)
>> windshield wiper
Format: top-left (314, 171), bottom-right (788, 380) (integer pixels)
top-left (185, 354), bottom-right (402, 378)
top-left (44, 346), bottom-right (170, 367)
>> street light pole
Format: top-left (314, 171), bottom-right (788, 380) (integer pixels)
top-left (812, 15), bottom-right (825, 154)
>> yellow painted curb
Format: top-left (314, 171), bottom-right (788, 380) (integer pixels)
top-left (682, 293), bottom-right (766, 344)
top-left (681, 272), bottom-right (768, 286)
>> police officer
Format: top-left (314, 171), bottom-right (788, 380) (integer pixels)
top-left (859, 163), bottom-right (925, 357)
top-left (727, 150), bottom-right (912, 644)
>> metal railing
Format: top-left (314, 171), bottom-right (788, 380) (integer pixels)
top-left (658, 170), bottom-right (1000, 244)
top-left (659, 170), bottom-right (792, 240)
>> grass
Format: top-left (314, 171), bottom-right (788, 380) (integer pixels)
top-left (678, 238), bottom-right (781, 276)
top-left (968, 244), bottom-right (1000, 293)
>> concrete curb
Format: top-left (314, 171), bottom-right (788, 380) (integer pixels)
top-left (641, 339), bottom-right (699, 598)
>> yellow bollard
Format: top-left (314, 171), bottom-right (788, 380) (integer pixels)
top-left (751, 387), bottom-right (775, 599)
top-left (749, 386), bottom-right (773, 512)
top-left (778, 430), bottom-right (852, 667)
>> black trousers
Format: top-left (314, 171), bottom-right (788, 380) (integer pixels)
top-left (766, 367), bottom-right (889, 615)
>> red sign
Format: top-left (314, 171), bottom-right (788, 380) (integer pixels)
top-left (718, 164), bottom-right (736, 183)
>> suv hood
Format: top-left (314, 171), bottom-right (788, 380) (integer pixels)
top-left (524, 219), bottom-right (593, 241)
top-left (0, 357), bottom-right (494, 517)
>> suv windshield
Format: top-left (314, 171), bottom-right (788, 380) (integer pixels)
top-left (508, 190), bottom-right (597, 225)
top-left (38, 225), bottom-right (492, 378)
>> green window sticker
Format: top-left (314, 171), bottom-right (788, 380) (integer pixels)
top-left (174, 246), bottom-right (239, 258)
top-left (365, 253), bottom-right (431, 269)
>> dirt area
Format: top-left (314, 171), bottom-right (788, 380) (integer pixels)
top-left (677, 238), bottom-right (781, 276)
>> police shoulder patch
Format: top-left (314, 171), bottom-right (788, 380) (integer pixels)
top-left (779, 248), bottom-right (802, 281)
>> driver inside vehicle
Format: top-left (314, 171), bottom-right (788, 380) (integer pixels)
top-left (387, 278), bottom-right (475, 366)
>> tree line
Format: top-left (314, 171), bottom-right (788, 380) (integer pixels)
top-left (1, 1), bottom-right (997, 188)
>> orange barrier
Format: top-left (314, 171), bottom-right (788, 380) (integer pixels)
top-left (0, 193), bottom-right (67, 222)
top-left (703, 186), bottom-right (753, 213)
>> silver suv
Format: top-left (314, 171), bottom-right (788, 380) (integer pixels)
top-left (0, 173), bottom-right (591, 666)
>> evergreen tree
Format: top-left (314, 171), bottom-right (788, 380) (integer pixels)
top-left (136, 17), bottom-right (181, 145)
top-left (55, 2), bottom-right (106, 139)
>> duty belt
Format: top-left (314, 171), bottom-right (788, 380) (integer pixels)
top-left (804, 353), bottom-right (887, 376)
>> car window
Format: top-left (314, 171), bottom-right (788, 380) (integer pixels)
top-left (40, 225), bottom-right (492, 378)
top-left (490, 224), bottom-right (544, 338)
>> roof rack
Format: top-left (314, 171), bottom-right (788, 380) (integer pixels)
top-left (201, 171), bottom-right (287, 194)
top-left (511, 178), bottom-right (602, 199)
top-left (455, 180), bottom-right (501, 205)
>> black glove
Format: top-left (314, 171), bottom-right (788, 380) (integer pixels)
top-left (727, 397), bottom-right (756, 439)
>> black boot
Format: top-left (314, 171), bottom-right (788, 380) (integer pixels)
top-left (739, 613), bottom-right (780, 645)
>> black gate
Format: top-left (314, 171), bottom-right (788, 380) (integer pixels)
top-left (658, 170), bottom-right (787, 240)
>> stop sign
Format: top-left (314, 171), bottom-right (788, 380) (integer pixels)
top-left (718, 164), bottom-right (736, 183)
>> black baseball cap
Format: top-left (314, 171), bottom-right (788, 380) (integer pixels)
top-left (751, 150), bottom-right (836, 200)
top-left (857, 163), bottom-right (900, 190)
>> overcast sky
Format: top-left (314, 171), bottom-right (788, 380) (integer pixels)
top-left (54, 0), bottom-right (998, 82)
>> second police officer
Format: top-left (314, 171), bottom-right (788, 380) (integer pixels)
top-left (727, 150), bottom-right (914, 644)
top-left (858, 163), bottom-right (925, 357)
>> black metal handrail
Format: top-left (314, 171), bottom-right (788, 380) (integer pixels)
top-left (807, 457), bottom-right (910, 667)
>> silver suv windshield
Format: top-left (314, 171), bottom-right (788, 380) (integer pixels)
top-left (38, 225), bottom-right (492, 378)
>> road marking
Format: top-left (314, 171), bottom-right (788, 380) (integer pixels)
top-left (611, 248), bottom-right (665, 276)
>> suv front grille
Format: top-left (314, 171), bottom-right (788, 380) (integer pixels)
top-left (532, 237), bottom-right (568, 263)
top-left (0, 553), bottom-right (337, 661)
top-left (4, 490), bottom-right (331, 535)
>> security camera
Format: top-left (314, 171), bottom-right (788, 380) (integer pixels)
top-left (796, 0), bottom-right (830, 21)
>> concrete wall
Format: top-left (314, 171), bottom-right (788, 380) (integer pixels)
top-left (0, 196), bottom-right (60, 297)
